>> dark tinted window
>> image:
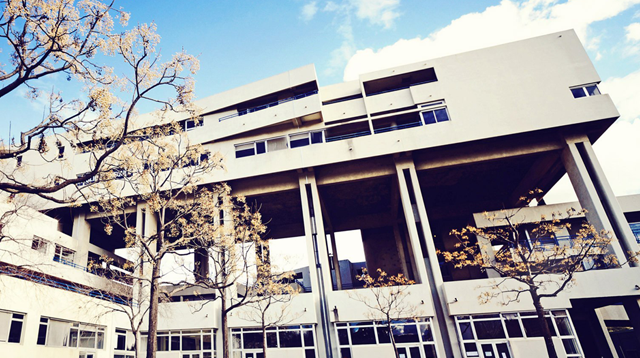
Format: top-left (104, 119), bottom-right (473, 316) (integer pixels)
top-left (279, 330), bottom-right (302, 348)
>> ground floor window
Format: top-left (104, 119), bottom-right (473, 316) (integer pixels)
top-left (36, 317), bottom-right (104, 349)
top-left (231, 325), bottom-right (317, 358)
top-left (455, 310), bottom-right (582, 358)
top-left (141, 329), bottom-right (216, 358)
top-left (335, 318), bottom-right (438, 358)
top-left (0, 310), bottom-right (24, 343)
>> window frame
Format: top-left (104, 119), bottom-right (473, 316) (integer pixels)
top-left (570, 83), bottom-right (601, 99)
top-left (419, 101), bottom-right (450, 125)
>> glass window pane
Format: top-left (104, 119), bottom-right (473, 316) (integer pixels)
top-left (504, 318), bottom-right (523, 338)
top-left (305, 349), bottom-right (316, 358)
top-left (8, 320), bottom-right (22, 343)
top-left (409, 346), bottom-right (421, 358)
top-left (473, 320), bottom-right (506, 339)
top-left (235, 146), bottom-right (255, 158)
top-left (563, 338), bottom-right (579, 354)
top-left (340, 347), bottom-right (352, 358)
top-left (521, 317), bottom-right (555, 337)
top-left (571, 88), bottom-right (586, 98)
top-left (464, 342), bottom-right (479, 357)
top-left (279, 330), bottom-right (302, 348)
top-left (350, 325), bottom-right (376, 345)
top-left (423, 344), bottom-right (437, 358)
top-left (392, 323), bottom-right (420, 343)
top-left (37, 324), bottom-right (47, 345)
top-left (267, 137), bottom-right (288, 152)
top-left (585, 85), bottom-right (600, 96)
top-left (310, 131), bottom-right (323, 144)
top-left (232, 334), bottom-right (241, 349)
top-left (420, 324), bottom-right (434, 342)
top-left (97, 331), bottom-right (104, 349)
top-left (555, 316), bottom-right (573, 336)
top-left (182, 333), bottom-right (201, 350)
top-left (203, 333), bottom-right (212, 350)
top-left (69, 329), bottom-right (78, 347)
top-left (256, 141), bottom-right (266, 154)
top-left (434, 108), bottom-right (450, 122)
top-left (458, 322), bottom-right (475, 340)
top-left (303, 330), bottom-right (314, 347)
top-left (171, 335), bottom-right (180, 350)
top-left (158, 336), bottom-right (169, 351)
top-left (243, 332), bottom-right (262, 349)
top-left (422, 111), bottom-right (437, 124)
top-left (267, 332), bottom-right (278, 348)
top-left (337, 329), bottom-right (349, 345)
top-left (377, 326), bottom-right (391, 343)
top-left (290, 134), bottom-right (311, 148)
top-left (79, 330), bottom-right (96, 348)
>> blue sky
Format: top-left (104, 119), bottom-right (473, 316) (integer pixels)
top-left (1, 0), bottom-right (640, 202)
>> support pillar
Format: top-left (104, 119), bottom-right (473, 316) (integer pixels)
top-left (580, 140), bottom-right (639, 258)
top-left (395, 157), bottom-right (460, 358)
top-left (561, 138), bottom-right (629, 266)
top-left (71, 211), bottom-right (91, 266)
top-left (299, 169), bottom-right (336, 358)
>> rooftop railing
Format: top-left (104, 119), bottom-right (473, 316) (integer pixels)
top-left (219, 90), bottom-right (319, 122)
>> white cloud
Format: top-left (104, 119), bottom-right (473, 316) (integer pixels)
top-left (600, 68), bottom-right (640, 121)
top-left (349, 0), bottom-right (400, 29)
top-left (343, 0), bottom-right (640, 81)
top-left (626, 22), bottom-right (640, 40)
top-left (301, 1), bottom-right (319, 21)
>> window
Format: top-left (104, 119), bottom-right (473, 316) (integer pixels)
top-left (147, 329), bottom-right (215, 356)
top-left (421, 102), bottom-right (450, 125)
top-left (115, 329), bottom-right (135, 352)
top-left (630, 222), bottom-right (640, 243)
top-left (36, 317), bottom-right (104, 349)
top-left (363, 68), bottom-right (437, 96)
top-left (54, 244), bottom-right (76, 264)
top-left (184, 119), bottom-right (203, 131)
top-left (455, 311), bottom-right (582, 358)
top-left (0, 310), bottom-right (24, 343)
top-left (290, 131), bottom-right (324, 149)
top-left (232, 325), bottom-right (315, 357)
top-left (335, 319), bottom-right (437, 357)
top-left (570, 84), bottom-right (601, 98)
top-left (56, 141), bottom-right (65, 159)
top-left (31, 236), bottom-right (48, 253)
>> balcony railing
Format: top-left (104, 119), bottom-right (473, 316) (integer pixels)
top-left (0, 264), bottom-right (134, 306)
top-left (53, 256), bottom-right (133, 286)
top-left (219, 90), bottom-right (319, 122)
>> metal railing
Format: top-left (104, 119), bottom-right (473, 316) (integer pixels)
top-left (325, 130), bottom-right (372, 143)
top-left (374, 121), bottom-right (423, 134)
top-left (0, 265), bottom-right (134, 306)
top-left (219, 90), bottom-right (318, 122)
top-left (53, 256), bottom-right (133, 286)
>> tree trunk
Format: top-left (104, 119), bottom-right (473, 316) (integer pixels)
top-left (146, 262), bottom-right (161, 358)
top-left (262, 322), bottom-right (268, 358)
top-left (531, 289), bottom-right (558, 358)
top-left (134, 329), bottom-right (141, 358)
top-left (221, 293), bottom-right (230, 358)
top-left (388, 320), bottom-right (400, 358)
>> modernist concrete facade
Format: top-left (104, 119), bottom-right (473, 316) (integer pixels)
top-left (1, 30), bottom-right (640, 358)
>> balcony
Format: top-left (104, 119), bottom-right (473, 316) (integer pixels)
top-left (218, 90), bottom-right (318, 122)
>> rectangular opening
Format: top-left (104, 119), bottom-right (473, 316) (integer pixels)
top-left (325, 121), bottom-right (372, 143)
top-left (373, 112), bottom-right (422, 134)
top-left (364, 68), bottom-right (437, 96)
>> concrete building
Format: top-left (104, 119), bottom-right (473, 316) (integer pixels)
top-left (1, 29), bottom-right (640, 358)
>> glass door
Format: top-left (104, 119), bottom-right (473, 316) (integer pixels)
top-left (480, 342), bottom-right (512, 358)
top-left (397, 345), bottom-right (424, 358)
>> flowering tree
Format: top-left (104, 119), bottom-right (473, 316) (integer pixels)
top-left (441, 192), bottom-right (636, 358)
top-left (237, 247), bottom-right (301, 358)
top-left (349, 268), bottom-right (418, 358)
top-left (0, 0), bottom-right (198, 204)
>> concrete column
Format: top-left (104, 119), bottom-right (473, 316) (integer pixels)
top-left (623, 298), bottom-right (640, 345)
top-left (134, 203), bottom-right (155, 310)
top-left (561, 139), bottom-right (628, 266)
top-left (580, 140), bottom-right (640, 258)
top-left (71, 211), bottom-right (91, 266)
top-left (476, 234), bottom-right (501, 279)
top-left (299, 170), bottom-right (336, 358)
top-left (395, 157), bottom-right (460, 358)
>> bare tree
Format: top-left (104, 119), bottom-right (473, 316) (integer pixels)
top-left (348, 268), bottom-right (419, 358)
top-left (441, 191), bottom-right (639, 358)
top-left (0, 0), bottom-right (198, 204)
